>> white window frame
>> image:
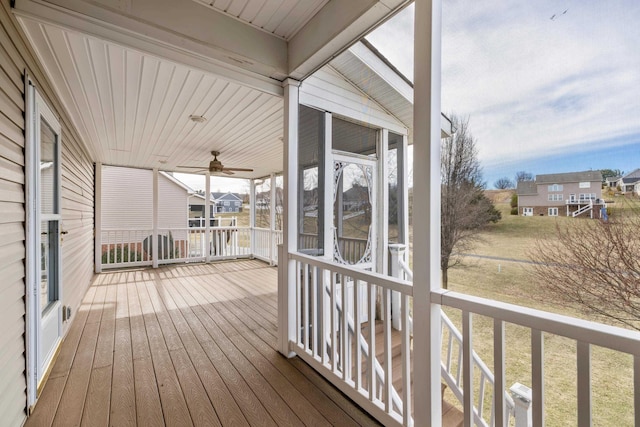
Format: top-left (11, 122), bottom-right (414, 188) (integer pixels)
top-left (548, 184), bottom-right (563, 192)
top-left (548, 207), bottom-right (559, 216)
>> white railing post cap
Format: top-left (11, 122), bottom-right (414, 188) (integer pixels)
top-left (510, 382), bottom-right (532, 403)
top-left (388, 243), bottom-right (407, 253)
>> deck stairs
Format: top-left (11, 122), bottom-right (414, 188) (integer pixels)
top-left (572, 200), bottom-right (593, 217)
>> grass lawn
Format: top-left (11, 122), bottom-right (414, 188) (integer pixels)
top-left (435, 193), bottom-right (638, 426)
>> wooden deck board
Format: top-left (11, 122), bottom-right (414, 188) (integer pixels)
top-left (26, 260), bottom-right (389, 427)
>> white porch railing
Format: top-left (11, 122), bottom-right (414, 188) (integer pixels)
top-left (287, 251), bottom-right (413, 426)
top-left (100, 229), bottom-right (153, 268)
top-left (390, 248), bottom-right (518, 427)
top-left (285, 244), bottom-right (640, 426)
top-left (101, 226), bottom-right (283, 269)
top-left (253, 227), bottom-right (283, 264)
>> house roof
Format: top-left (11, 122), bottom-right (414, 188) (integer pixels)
top-left (330, 41), bottom-right (453, 141)
top-left (516, 181), bottom-right (537, 196)
top-left (620, 168), bottom-right (640, 184)
top-left (605, 176), bottom-right (621, 183)
top-left (212, 192), bottom-right (242, 201)
top-left (535, 170), bottom-right (602, 184)
top-left (190, 193), bottom-right (215, 203)
top-left (160, 172), bottom-right (194, 193)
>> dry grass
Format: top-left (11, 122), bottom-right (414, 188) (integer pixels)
top-left (437, 197), bottom-right (639, 426)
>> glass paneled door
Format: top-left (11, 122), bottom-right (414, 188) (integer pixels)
top-left (26, 82), bottom-right (63, 407)
top-left (333, 153), bottom-right (376, 270)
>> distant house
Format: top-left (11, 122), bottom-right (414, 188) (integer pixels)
top-left (605, 175), bottom-right (621, 188)
top-left (616, 169), bottom-right (640, 193)
top-left (188, 193), bottom-right (216, 227)
top-left (102, 167), bottom-right (193, 229)
top-left (212, 192), bottom-right (243, 213)
top-left (517, 170), bottom-right (605, 218)
top-left (101, 167), bottom-right (194, 257)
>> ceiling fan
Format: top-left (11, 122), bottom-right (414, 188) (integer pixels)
top-left (178, 151), bottom-right (254, 175)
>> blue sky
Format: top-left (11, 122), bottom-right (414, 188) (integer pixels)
top-left (367, 1), bottom-right (640, 188)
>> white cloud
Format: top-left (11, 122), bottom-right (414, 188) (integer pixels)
top-left (367, 0), bottom-right (640, 167)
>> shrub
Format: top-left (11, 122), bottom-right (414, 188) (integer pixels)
top-left (510, 194), bottom-right (518, 208)
top-left (510, 207), bottom-right (518, 215)
top-left (102, 246), bottom-right (142, 264)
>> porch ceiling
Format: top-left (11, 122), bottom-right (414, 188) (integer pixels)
top-left (14, 0), bottom-right (411, 178)
top-left (19, 20), bottom-right (285, 179)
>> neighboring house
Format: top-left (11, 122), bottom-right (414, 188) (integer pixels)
top-left (212, 192), bottom-right (243, 213)
top-left (188, 193), bottom-right (216, 226)
top-left (605, 175), bottom-right (621, 188)
top-left (616, 168), bottom-right (640, 192)
top-left (101, 166), bottom-right (193, 255)
top-left (517, 170), bottom-right (605, 218)
top-left (635, 181), bottom-right (640, 197)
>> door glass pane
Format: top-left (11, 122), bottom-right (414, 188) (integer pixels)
top-left (40, 220), bottom-right (58, 312)
top-left (334, 161), bottom-right (373, 265)
top-left (332, 117), bottom-right (377, 157)
top-left (298, 105), bottom-right (325, 255)
top-left (388, 132), bottom-right (404, 244)
top-left (40, 118), bottom-right (57, 215)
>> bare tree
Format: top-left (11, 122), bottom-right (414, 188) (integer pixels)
top-left (441, 115), bottom-right (501, 288)
top-left (529, 213), bottom-right (640, 330)
top-left (515, 171), bottom-right (534, 182)
top-left (494, 177), bottom-right (515, 189)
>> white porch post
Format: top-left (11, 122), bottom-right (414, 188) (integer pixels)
top-left (323, 111), bottom-right (333, 261)
top-left (279, 78), bottom-right (300, 357)
top-left (94, 162), bottom-right (102, 273)
top-left (152, 168), bottom-right (159, 268)
top-left (378, 129), bottom-right (389, 276)
top-left (270, 173), bottom-right (277, 264)
top-left (205, 171), bottom-right (211, 262)
top-left (414, 0), bottom-right (443, 425)
top-left (250, 178), bottom-right (256, 257)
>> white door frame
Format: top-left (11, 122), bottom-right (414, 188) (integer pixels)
top-left (25, 78), bottom-right (64, 409)
top-left (331, 151), bottom-right (377, 271)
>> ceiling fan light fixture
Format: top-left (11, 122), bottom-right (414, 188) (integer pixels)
top-left (189, 115), bottom-right (206, 123)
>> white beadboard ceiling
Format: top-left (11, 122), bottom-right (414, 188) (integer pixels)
top-left (21, 19), bottom-right (284, 179)
top-left (192, 0), bottom-right (329, 40)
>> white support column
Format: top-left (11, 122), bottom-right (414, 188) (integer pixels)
top-left (270, 173), bottom-right (277, 265)
top-left (279, 78), bottom-right (300, 357)
top-left (413, 0), bottom-right (443, 425)
top-left (401, 134), bottom-right (410, 251)
top-left (323, 111), bottom-right (333, 261)
top-left (94, 162), bottom-right (102, 273)
top-left (378, 129), bottom-right (389, 276)
top-left (389, 243), bottom-right (405, 331)
top-left (250, 178), bottom-right (256, 257)
top-left (152, 168), bottom-right (159, 268)
top-left (205, 172), bottom-right (211, 262)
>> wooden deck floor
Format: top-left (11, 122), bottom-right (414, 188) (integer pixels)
top-left (27, 260), bottom-right (382, 427)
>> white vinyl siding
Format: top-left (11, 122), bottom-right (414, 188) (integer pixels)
top-left (0, 3), bottom-right (95, 424)
top-left (158, 176), bottom-right (189, 229)
top-left (299, 66), bottom-right (407, 135)
top-left (102, 166), bottom-right (152, 229)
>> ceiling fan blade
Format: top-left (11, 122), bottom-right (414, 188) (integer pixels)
top-left (221, 170), bottom-right (235, 175)
top-left (223, 167), bottom-right (254, 172)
